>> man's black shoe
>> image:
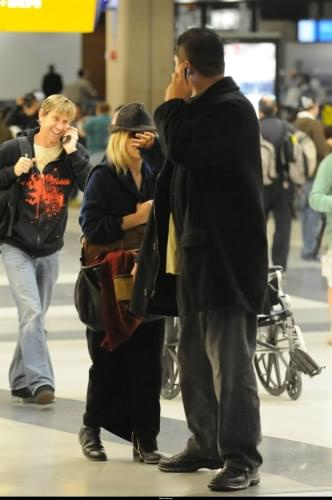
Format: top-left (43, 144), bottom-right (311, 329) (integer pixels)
top-left (11, 387), bottom-right (35, 403)
top-left (158, 450), bottom-right (223, 473)
top-left (79, 426), bottom-right (107, 461)
top-left (208, 466), bottom-right (260, 491)
top-left (34, 385), bottom-right (55, 405)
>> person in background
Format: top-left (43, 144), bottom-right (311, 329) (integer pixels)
top-left (42, 64), bottom-right (63, 97)
top-left (130, 27), bottom-right (268, 492)
top-left (64, 69), bottom-right (98, 114)
top-left (259, 96), bottom-right (295, 272)
top-left (68, 104), bottom-right (89, 206)
top-left (78, 102), bottom-right (165, 465)
top-left (0, 94), bottom-right (91, 406)
top-left (309, 152), bottom-right (332, 346)
top-left (83, 102), bottom-right (111, 166)
top-left (5, 93), bottom-right (40, 132)
top-left (0, 108), bottom-right (13, 143)
top-left (294, 96), bottom-right (330, 260)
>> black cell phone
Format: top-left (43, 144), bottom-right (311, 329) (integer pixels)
top-left (184, 67), bottom-right (190, 81)
top-left (61, 134), bottom-right (71, 145)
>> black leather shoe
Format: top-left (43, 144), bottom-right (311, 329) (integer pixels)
top-left (132, 432), bottom-right (162, 464)
top-left (158, 450), bottom-right (223, 473)
top-left (11, 387), bottom-right (35, 403)
top-left (79, 426), bottom-right (107, 461)
top-left (208, 466), bottom-right (260, 491)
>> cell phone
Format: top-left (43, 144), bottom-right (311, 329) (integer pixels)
top-left (184, 67), bottom-right (190, 81)
top-left (61, 134), bottom-right (71, 145)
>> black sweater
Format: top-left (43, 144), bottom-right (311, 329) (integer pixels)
top-left (0, 128), bottom-right (91, 257)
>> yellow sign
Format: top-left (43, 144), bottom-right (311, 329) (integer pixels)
top-left (0, 0), bottom-right (98, 32)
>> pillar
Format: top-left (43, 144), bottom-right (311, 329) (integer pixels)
top-left (105, 0), bottom-right (174, 114)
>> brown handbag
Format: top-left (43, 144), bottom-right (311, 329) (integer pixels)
top-left (81, 224), bottom-right (146, 266)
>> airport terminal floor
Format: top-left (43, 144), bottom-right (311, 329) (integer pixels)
top-left (0, 207), bottom-right (332, 497)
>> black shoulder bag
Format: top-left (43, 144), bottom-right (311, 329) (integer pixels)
top-left (0, 137), bottom-right (33, 238)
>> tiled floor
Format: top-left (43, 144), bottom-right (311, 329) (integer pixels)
top-left (0, 209), bottom-right (332, 497)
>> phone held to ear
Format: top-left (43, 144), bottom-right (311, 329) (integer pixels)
top-left (184, 67), bottom-right (191, 81)
top-left (61, 134), bottom-right (71, 145)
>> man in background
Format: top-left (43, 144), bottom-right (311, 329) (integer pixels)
top-left (259, 96), bottom-right (295, 271)
top-left (5, 93), bottom-right (40, 132)
top-left (42, 64), bottom-right (63, 97)
top-left (64, 68), bottom-right (98, 114)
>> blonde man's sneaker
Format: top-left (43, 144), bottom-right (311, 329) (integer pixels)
top-left (34, 385), bottom-right (55, 405)
top-left (11, 387), bottom-right (35, 403)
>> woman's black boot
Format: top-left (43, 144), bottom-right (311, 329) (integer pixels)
top-left (132, 431), bottom-right (162, 464)
top-left (79, 426), bottom-right (107, 461)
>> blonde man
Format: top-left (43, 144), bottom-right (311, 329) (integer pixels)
top-left (0, 94), bottom-right (91, 405)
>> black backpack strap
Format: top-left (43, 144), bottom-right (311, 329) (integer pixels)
top-left (17, 136), bottom-right (33, 159)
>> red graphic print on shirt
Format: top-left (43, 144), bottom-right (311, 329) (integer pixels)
top-left (23, 173), bottom-right (71, 218)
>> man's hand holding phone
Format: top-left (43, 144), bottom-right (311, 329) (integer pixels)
top-left (165, 62), bottom-right (193, 102)
top-left (61, 126), bottom-right (78, 154)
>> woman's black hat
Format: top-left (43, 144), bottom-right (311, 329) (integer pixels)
top-left (110, 102), bottom-right (156, 132)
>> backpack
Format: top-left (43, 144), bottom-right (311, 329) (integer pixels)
top-left (0, 136), bottom-right (33, 238)
top-left (282, 130), bottom-right (317, 185)
top-left (260, 135), bottom-right (277, 186)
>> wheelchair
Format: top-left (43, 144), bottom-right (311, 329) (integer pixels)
top-left (161, 317), bottom-right (181, 400)
top-left (161, 266), bottom-right (323, 401)
top-left (255, 265), bottom-right (323, 400)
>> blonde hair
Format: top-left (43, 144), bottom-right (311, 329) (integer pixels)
top-left (106, 130), bottom-right (132, 174)
top-left (40, 94), bottom-right (76, 122)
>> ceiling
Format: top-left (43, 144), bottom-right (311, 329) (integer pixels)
top-left (175, 1), bottom-right (331, 21)
top-left (260, 0), bottom-right (316, 20)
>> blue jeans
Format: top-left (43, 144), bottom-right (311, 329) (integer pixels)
top-left (301, 179), bottom-right (324, 258)
top-left (1, 243), bottom-right (59, 394)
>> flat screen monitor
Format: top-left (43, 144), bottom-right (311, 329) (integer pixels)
top-left (223, 39), bottom-right (278, 113)
top-left (297, 19), bottom-right (318, 42)
top-left (318, 19), bottom-right (332, 42)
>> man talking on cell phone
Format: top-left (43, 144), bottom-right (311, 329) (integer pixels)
top-left (0, 94), bottom-right (91, 406)
top-left (130, 28), bottom-right (268, 492)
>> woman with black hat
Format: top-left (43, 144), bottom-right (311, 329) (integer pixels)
top-left (78, 102), bottom-right (165, 464)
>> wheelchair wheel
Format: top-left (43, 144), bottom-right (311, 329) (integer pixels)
top-left (286, 363), bottom-right (302, 400)
top-left (254, 351), bottom-right (287, 396)
top-left (161, 345), bottom-right (181, 400)
top-left (254, 324), bottom-right (289, 396)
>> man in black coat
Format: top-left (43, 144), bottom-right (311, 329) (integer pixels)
top-left (131, 28), bottom-right (268, 492)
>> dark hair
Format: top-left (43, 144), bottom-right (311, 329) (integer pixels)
top-left (258, 97), bottom-right (277, 117)
top-left (325, 125), bottom-right (332, 139)
top-left (96, 102), bottom-right (110, 114)
top-left (23, 93), bottom-right (37, 108)
top-left (176, 28), bottom-right (224, 77)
